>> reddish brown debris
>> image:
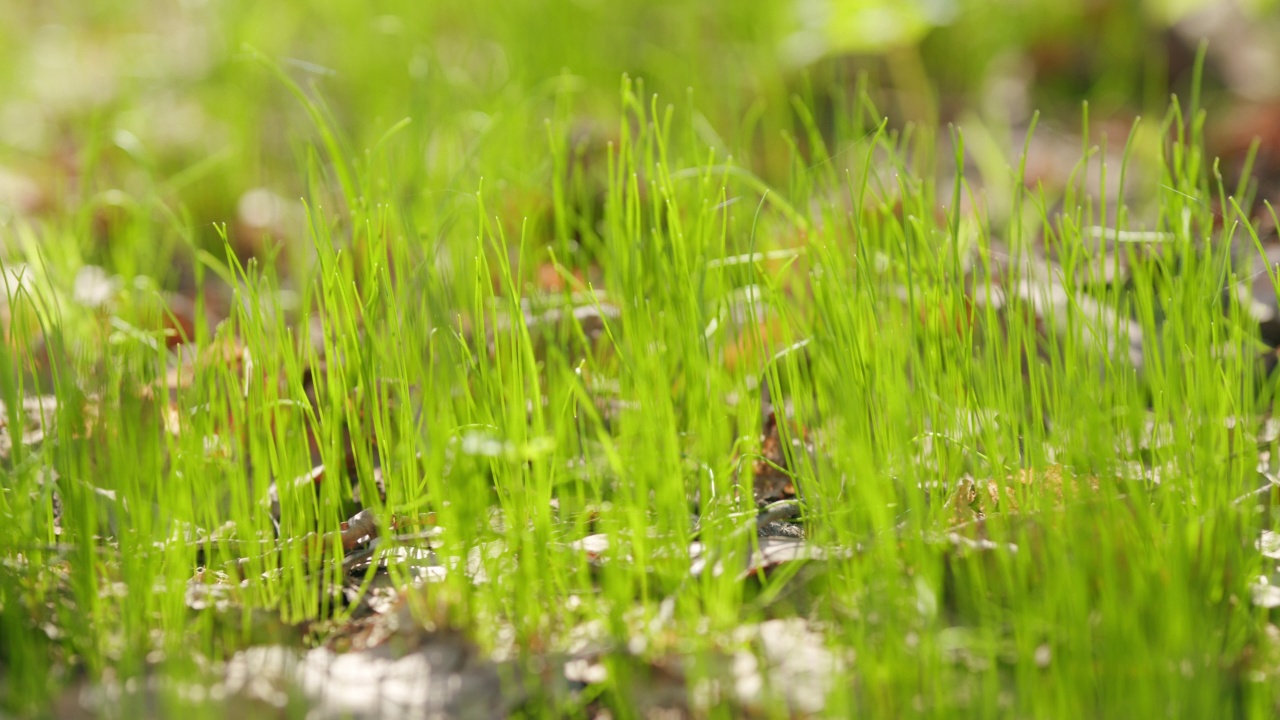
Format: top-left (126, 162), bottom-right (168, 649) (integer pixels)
top-left (751, 411), bottom-right (806, 507)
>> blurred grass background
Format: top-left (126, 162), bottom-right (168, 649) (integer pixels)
top-left (3, 0), bottom-right (1279, 280)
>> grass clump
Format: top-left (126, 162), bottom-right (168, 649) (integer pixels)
top-left (4, 3), bottom-right (1280, 718)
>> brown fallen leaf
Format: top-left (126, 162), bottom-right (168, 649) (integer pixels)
top-left (751, 411), bottom-right (807, 508)
top-left (949, 464), bottom-right (1101, 523)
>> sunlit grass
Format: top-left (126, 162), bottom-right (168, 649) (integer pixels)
top-left (3, 2), bottom-right (1280, 718)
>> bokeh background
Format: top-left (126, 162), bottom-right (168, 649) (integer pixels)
top-left (2, 0), bottom-right (1279, 274)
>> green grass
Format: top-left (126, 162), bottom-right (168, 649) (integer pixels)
top-left (4, 1), bottom-right (1280, 717)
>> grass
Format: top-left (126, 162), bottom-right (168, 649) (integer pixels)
top-left (4, 1), bottom-right (1280, 717)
